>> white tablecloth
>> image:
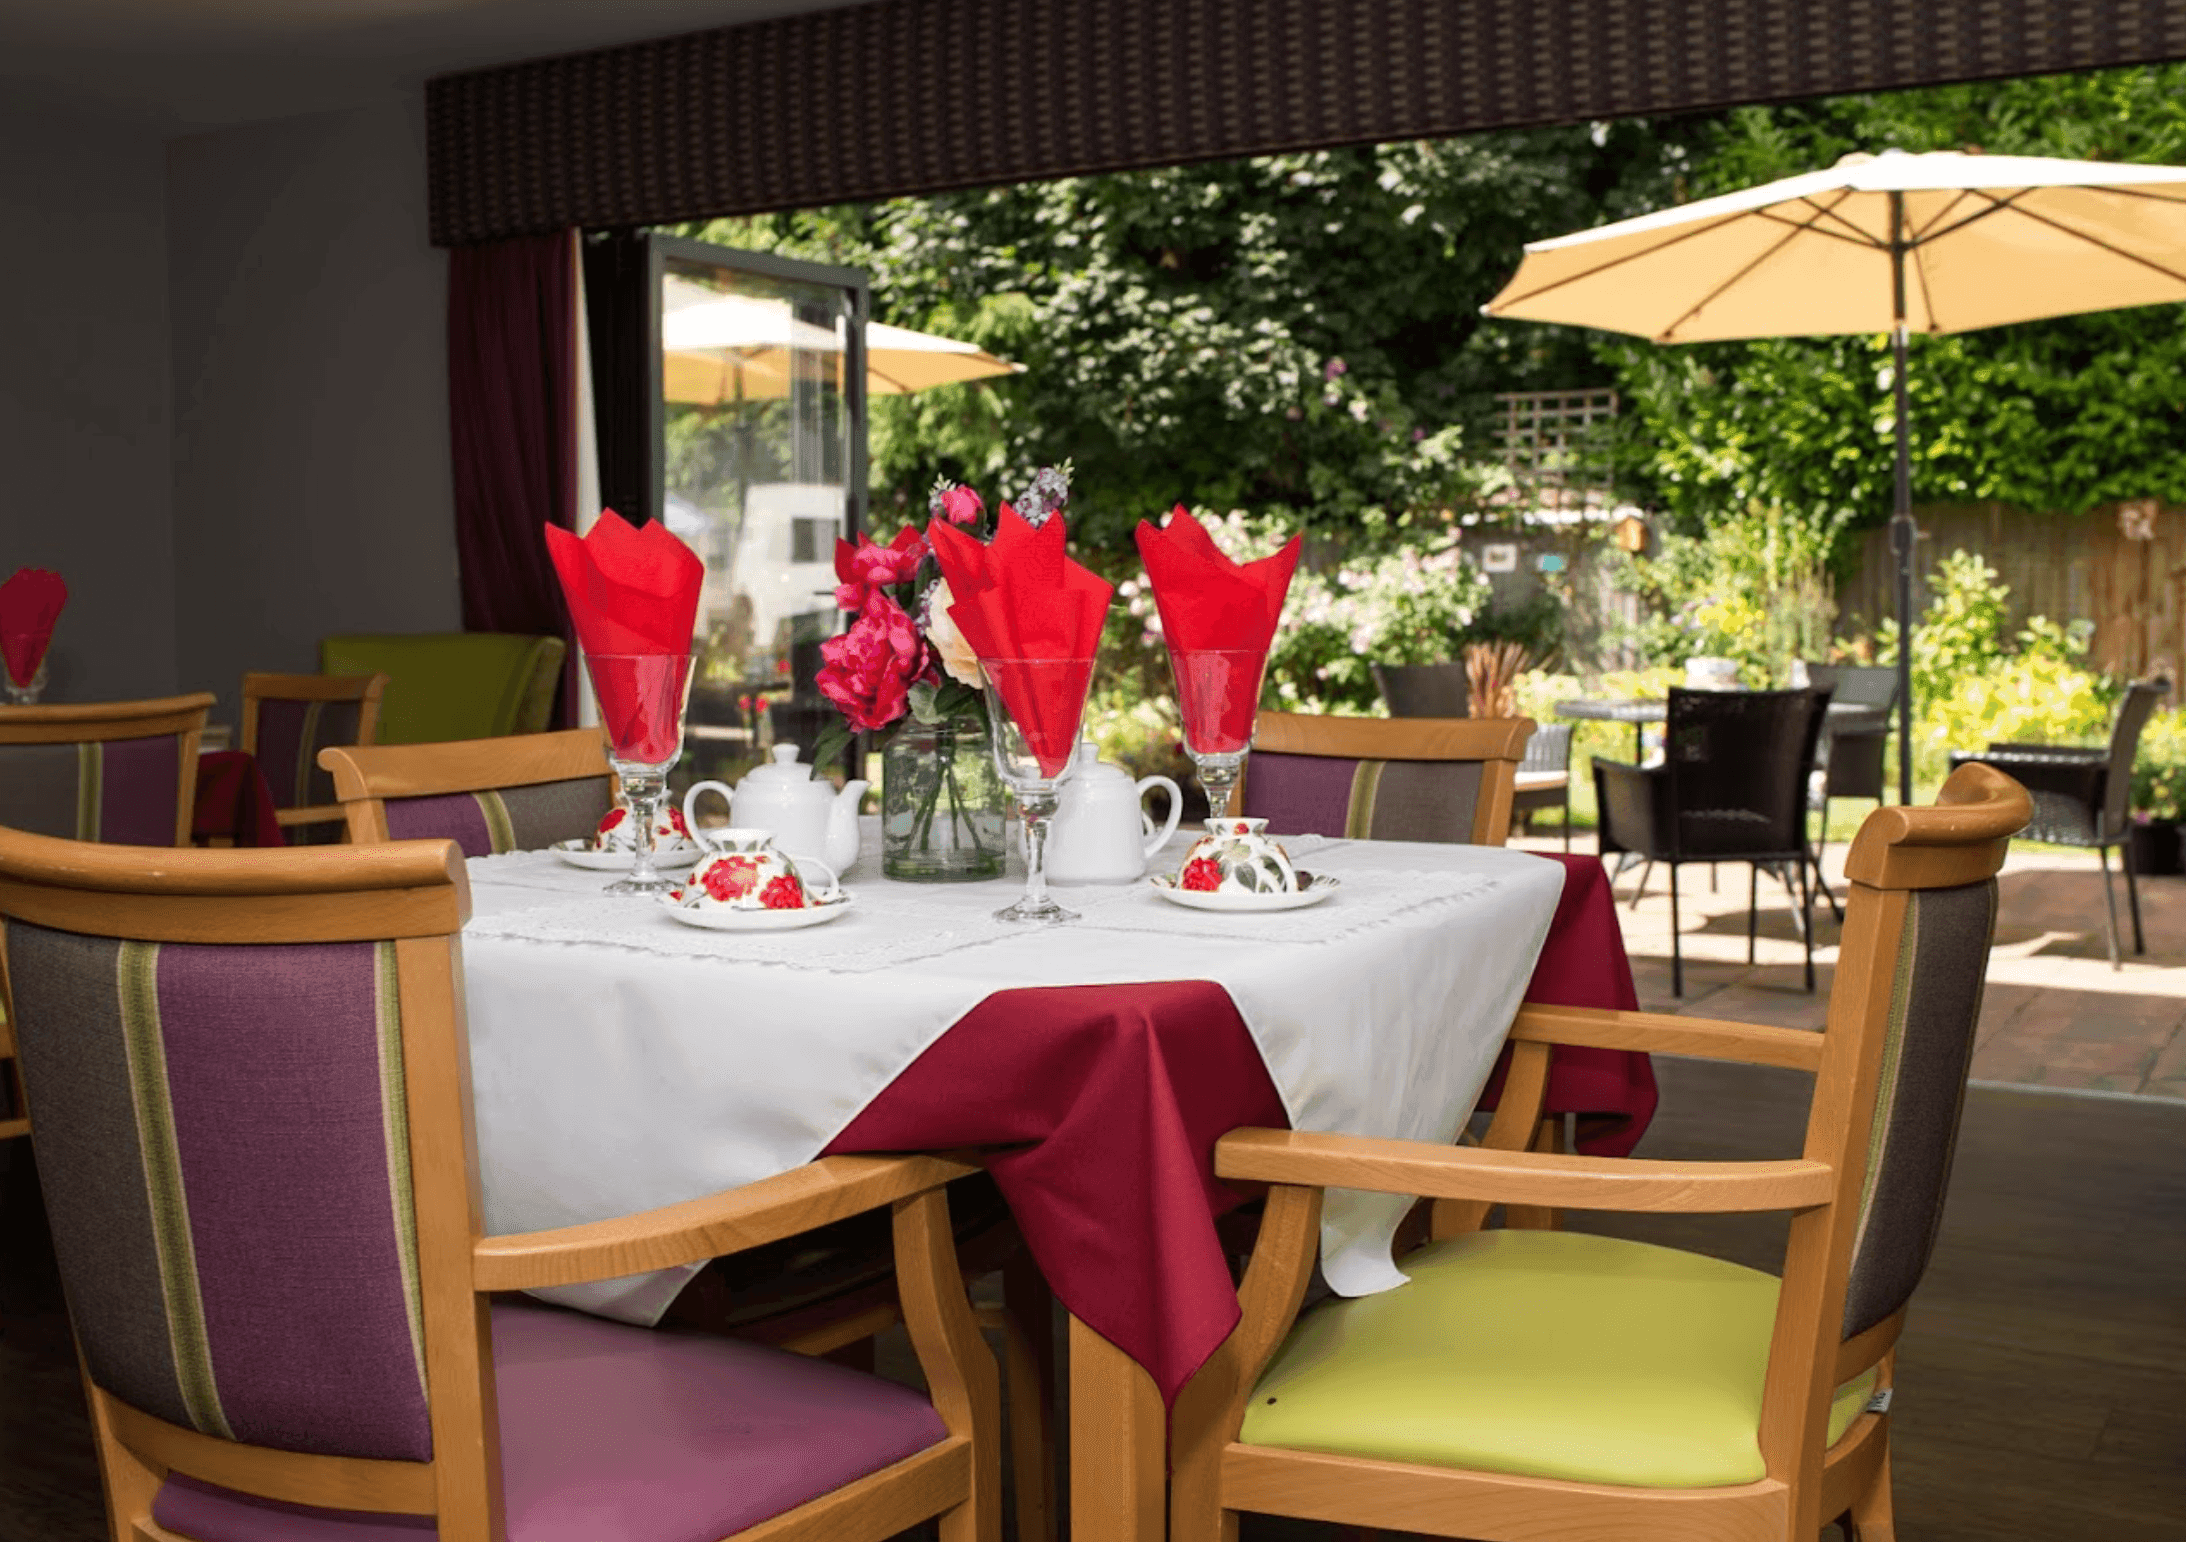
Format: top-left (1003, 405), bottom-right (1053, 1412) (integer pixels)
top-left (460, 828), bottom-right (1564, 1320)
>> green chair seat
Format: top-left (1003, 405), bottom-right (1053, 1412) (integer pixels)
top-left (1240, 1229), bottom-right (1875, 1489)
top-left (319, 633), bottom-right (564, 745)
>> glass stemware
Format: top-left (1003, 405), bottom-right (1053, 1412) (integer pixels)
top-left (583, 651), bottom-right (696, 895)
top-left (2, 655), bottom-right (47, 706)
top-left (982, 657), bottom-right (1096, 924)
top-left (1167, 647), bottom-right (1269, 823)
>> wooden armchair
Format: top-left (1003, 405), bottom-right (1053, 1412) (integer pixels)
top-left (1241, 711), bottom-right (1532, 847)
top-left (239, 671), bottom-right (388, 840)
top-left (320, 726), bottom-right (615, 853)
top-left (0, 828), bottom-right (1000, 1542)
top-left (0, 692), bottom-right (213, 847)
top-left (1170, 763), bottom-right (2030, 1542)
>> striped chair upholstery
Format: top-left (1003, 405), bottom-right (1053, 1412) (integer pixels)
top-left (383, 775), bottom-right (612, 857)
top-left (0, 693), bottom-right (212, 848)
top-left (7, 923), bottom-right (432, 1460)
top-left (1841, 877), bottom-right (2000, 1338)
top-left (243, 672), bottom-right (387, 816)
top-left (1239, 712), bottom-right (1529, 847)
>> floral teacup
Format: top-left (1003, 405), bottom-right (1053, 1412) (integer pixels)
top-left (667, 829), bottom-right (841, 913)
top-left (1174, 817), bottom-right (1298, 896)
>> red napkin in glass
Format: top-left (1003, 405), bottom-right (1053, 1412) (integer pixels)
top-left (1134, 507), bottom-right (1302, 750)
top-left (0, 567), bottom-right (67, 688)
top-left (545, 511), bottom-right (703, 760)
top-left (929, 505), bottom-right (1113, 776)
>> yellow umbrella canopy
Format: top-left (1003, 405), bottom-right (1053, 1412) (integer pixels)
top-left (1485, 148), bottom-right (2186, 801)
top-left (661, 281), bottom-right (1022, 404)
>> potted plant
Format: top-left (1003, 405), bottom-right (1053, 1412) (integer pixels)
top-left (2129, 707), bottom-right (2186, 876)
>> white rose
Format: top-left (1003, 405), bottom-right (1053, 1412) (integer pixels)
top-left (924, 579), bottom-right (986, 688)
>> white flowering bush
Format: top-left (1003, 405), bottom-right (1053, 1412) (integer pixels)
top-left (1273, 538), bottom-right (1490, 714)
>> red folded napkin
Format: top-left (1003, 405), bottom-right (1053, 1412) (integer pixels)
top-left (0, 567), bottom-right (68, 688)
top-left (930, 505), bottom-right (1112, 776)
top-left (545, 511), bottom-right (703, 761)
top-left (1134, 508), bottom-right (1301, 752)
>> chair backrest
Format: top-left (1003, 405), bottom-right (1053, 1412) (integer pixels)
top-left (1663, 687), bottom-right (1830, 858)
top-left (241, 672), bottom-right (389, 816)
top-left (0, 830), bottom-right (479, 1482)
top-left (319, 633), bottom-right (566, 746)
top-left (1802, 662), bottom-right (1898, 710)
top-left (1239, 712), bottom-right (1531, 847)
top-left (321, 727), bottom-right (613, 854)
top-left (1518, 722), bottom-right (1572, 776)
top-left (2103, 678), bottom-right (2167, 837)
top-left (0, 693), bottom-right (213, 847)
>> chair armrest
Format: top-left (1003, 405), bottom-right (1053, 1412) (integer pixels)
top-left (1951, 747), bottom-right (2105, 806)
top-left (1215, 1129), bottom-right (1834, 1214)
top-left (473, 1152), bottom-right (980, 1292)
top-left (1510, 1004), bottom-right (1824, 1072)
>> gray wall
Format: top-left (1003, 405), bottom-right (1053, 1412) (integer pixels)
top-left (0, 107), bottom-right (177, 701)
top-left (168, 89), bottom-right (457, 725)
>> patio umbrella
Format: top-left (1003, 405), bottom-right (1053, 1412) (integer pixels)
top-left (662, 277), bottom-right (1023, 404)
top-left (1484, 148), bottom-right (2186, 801)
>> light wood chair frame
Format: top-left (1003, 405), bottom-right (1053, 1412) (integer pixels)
top-left (1169, 763), bottom-right (2030, 1542)
top-left (0, 828), bottom-right (1001, 1542)
top-left (239, 671), bottom-right (390, 837)
top-left (0, 693), bottom-right (214, 849)
top-left (1242, 712), bottom-right (1534, 847)
top-left (319, 726), bottom-right (611, 846)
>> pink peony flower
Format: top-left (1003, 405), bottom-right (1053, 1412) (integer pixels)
top-left (817, 590), bottom-right (928, 732)
top-left (936, 485), bottom-right (985, 526)
top-left (832, 526), bottom-right (927, 609)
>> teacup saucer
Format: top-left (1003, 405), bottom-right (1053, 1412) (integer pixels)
top-left (552, 838), bottom-right (701, 872)
top-left (660, 890), bottom-right (854, 931)
top-left (1148, 870), bottom-right (1340, 913)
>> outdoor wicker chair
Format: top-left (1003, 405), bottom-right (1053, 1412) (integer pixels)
top-left (1596, 687), bottom-right (1833, 995)
top-left (1949, 677), bottom-right (2167, 968)
top-left (1801, 663), bottom-right (1900, 917)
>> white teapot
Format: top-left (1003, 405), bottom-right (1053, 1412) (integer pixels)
top-left (1046, 741), bottom-right (1183, 884)
top-left (683, 744), bottom-right (866, 874)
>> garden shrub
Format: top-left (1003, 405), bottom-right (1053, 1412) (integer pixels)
top-left (1634, 502), bottom-right (1845, 685)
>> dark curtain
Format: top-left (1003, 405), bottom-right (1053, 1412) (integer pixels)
top-left (448, 230), bottom-right (578, 724)
top-left (582, 230), bottom-right (655, 527)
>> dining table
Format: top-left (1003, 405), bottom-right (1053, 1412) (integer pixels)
top-left (454, 822), bottom-right (1648, 1540)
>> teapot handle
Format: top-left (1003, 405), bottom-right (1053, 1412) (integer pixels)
top-left (682, 781), bottom-right (735, 848)
top-left (1137, 775), bottom-right (1185, 858)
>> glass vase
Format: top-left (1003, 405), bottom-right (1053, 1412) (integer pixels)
top-left (882, 715), bottom-right (1008, 881)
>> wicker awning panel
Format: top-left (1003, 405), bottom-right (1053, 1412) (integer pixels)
top-left (427, 0), bottom-right (2186, 246)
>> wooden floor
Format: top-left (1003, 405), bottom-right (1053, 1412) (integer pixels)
top-left (5, 1058), bottom-right (2182, 1541)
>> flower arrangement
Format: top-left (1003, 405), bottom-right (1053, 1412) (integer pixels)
top-left (811, 464), bottom-right (1074, 879)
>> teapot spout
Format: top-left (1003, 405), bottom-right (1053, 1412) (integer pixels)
top-left (827, 780), bottom-right (869, 870)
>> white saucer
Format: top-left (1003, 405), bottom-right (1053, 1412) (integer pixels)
top-left (552, 838), bottom-right (701, 872)
top-left (1148, 870), bottom-right (1340, 912)
top-left (660, 890), bottom-right (854, 931)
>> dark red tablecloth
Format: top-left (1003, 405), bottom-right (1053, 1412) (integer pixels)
top-left (827, 851), bottom-right (1650, 1403)
top-left (192, 751), bottom-right (287, 848)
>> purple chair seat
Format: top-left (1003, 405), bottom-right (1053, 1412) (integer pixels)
top-left (151, 1301), bottom-right (948, 1542)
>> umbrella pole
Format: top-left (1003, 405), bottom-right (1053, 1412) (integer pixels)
top-left (1889, 197), bottom-right (1916, 806)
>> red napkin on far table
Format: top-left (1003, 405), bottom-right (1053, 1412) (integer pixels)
top-left (1134, 507), bottom-right (1301, 751)
top-left (930, 505), bottom-right (1113, 776)
top-left (545, 511), bottom-right (704, 761)
top-left (0, 567), bottom-right (67, 688)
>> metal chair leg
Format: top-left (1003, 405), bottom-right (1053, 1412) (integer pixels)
top-left (2098, 844), bottom-right (2123, 970)
top-left (1798, 851), bottom-right (1815, 993)
top-left (1669, 862), bottom-right (1683, 998)
top-left (1561, 800), bottom-right (1571, 851)
top-left (2122, 839), bottom-right (2146, 954)
top-left (1747, 865), bottom-right (1759, 964)
top-left (1629, 859), bottom-right (1652, 911)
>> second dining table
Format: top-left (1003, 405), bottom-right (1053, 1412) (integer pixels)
top-left (456, 824), bottom-right (1646, 1540)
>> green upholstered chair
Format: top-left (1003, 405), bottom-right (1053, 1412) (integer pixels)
top-left (1239, 711), bottom-right (1532, 848)
top-left (1169, 763), bottom-right (2030, 1542)
top-left (319, 633), bottom-right (565, 746)
top-left (0, 825), bottom-right (1000, 1542)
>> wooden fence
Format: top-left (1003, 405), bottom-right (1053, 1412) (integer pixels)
top-left (1843, 500), bottom-right (2186, 682)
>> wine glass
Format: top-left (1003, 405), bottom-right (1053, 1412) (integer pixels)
top-left (2, 654), bottom-right (47, 706)
top-left (982, 657), bottom-right (1095, 924)
top-left (583, 650), bottom-right (696, 895)
top-left (1166, 647), bottom-right (1269, 823)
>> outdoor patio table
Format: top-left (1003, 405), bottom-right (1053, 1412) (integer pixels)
top-left (1560, 694), bottom-right (1889, 759)
top-left (454, 831), bottom-right (1641, 1540)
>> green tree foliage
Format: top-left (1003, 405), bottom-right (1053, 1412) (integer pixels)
top-left (681, 121), bottom-right (1690, 554)
top-left (1606, 65), bottom-right (2186, 533)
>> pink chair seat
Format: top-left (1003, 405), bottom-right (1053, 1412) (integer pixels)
top-left (151, 1301), bottom-right (949, 1542)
